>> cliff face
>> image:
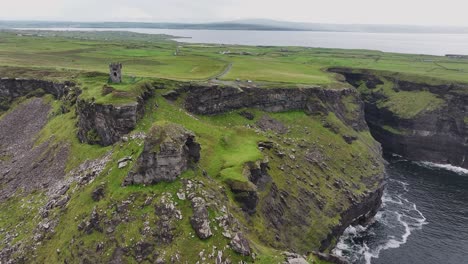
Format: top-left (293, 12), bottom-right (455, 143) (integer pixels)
top-left (182, 84), bottom-right (369, 131)
top-left (76, 100), bottom-right (143, 146)
top-left (123, 123), bottom-right (201, 185)
top-left (179, 83), bottom-right (385, 253)
top-left (331, 68), bottom-right (468, 169)
top-left (76, 87), bottom-right (154, 146)
top-left (0, 78), bottom-right (72, 110)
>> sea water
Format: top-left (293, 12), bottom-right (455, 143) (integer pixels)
top-left (334, 155), bottom-right (468, 264)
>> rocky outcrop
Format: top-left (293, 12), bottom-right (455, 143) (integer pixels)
top-left (123, 123), bottom-right (200, 185)
top-left (181, 84), bottom-right (368, 131)
top-left (76, 99), bottom-right (145, 146)
top-left (313, 251), bottom-right (350, 264)
top-left (0, 78), bottom-right (72, 110)
top-left (76, 84), bottom-right (153, 146)
top-left (190, 197), bottom-right (213, 239)
top-left (229, 232), bottom-right (251, 256)
top-left (320, 182), bottom-right (385, 251)
top-left (331, 68), bottom-right (468, 169)
top-left (227, 159), bottom-right (271, 215)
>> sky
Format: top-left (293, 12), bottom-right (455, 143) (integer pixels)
top-left (1, 0), bottom-right (468, 26)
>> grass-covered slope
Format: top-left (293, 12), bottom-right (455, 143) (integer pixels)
top-left (0, 77), bottom-right (384, 263)
top-left (0, 30), bottom-right (465, 263)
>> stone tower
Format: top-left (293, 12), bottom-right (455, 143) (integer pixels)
top-left (109, 63), bottom-right (122, 83)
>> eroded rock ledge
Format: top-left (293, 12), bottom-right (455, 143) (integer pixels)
top-left (320, 182), bottom-right (385, 251)
top-left (0, 77), bottom-right (73, 110)
top-left (331, 68), bottom-right (468, 169)
top-left (76, 87), bottom-right (154, 146)
top-left (123, 123), bottom-right (201, 186)
top-left (181, 84), bottom-right (368, 131)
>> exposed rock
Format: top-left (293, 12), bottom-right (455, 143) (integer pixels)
top-left (244, 160), bottom-right (271, 191)
top-left (123, 123), bottom-right (200, 185)
top-left (229, 232), bottom-right (251, 256)
top-left (55, 195), bottom-right (70, 208)
top-left (190, 197), bottom-right (213, 239)
top-left (91, 186), bottom-right (105, 201)
top-left (79, 207), bottom-right (103, 234)
top-left (313, 251), bottom-right (350, 264)
top-left (0, 77), bottom-right (72, 111)
top-left (256, 115), bottom-right (289, 134)
top-left (154, 194), bottom-right (182, 244)
top-left (132, 241), bottom-right (154, 262)
top-left (342, 135), bottom-right (357, 144)
top-left (176, 191), bottom-right (186, 200)
top-left (228, 180), bottom-right (258, 215)
top-left (70, 151), bottom-right (113, 186)
top-left (162, 90), bottom-right (180, 101)
top-left (118, 161), bottom-right (128, 169)
top-left (182, 84), bottom-right (368, 131)
top-left (258, 141), bottom-right (274, 150)
top-left (332, 67), bottom-right (468, 169)
top-left (118, 156), bottom-right (132, 164)
top-left (239, 111), bottom-right (255, 120)
top-left (76, 83), bottom-right (154, 146)
top-left (319, 183), bottom-right (385, 251)
top-left (283, 252), bottom-right (309, 264)
top-left (304, 149), bottom-right (325, 164)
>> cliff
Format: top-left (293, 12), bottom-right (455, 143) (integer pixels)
top-left (331, 68), bottom-right (468, 169)
top-left (181, 84), bottom-right (368, 131)
top-left (0, 77), bottom-right (385, 263)
top-left (0, 77), bottom-right (73, 110)
top-left (76, 83), bottom-right (154, 146)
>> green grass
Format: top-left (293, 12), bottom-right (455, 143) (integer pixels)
top-left (136, 92), bottom-right (265, 184)
top-left (0, 29), bottom-right (462, 263)
top-left (35, 103), bottom-right (110, 171)
top-left (2, 30), bottom-right (468, 88)
top-left (371, 78), bottom-right (446, 119)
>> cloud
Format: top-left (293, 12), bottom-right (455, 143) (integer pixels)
top-left (1, 0), bottom-right (468, 26)
top-left (0, 0), bottom-right (63, 20)
top-left (109, 6), bottom-right (153, 21)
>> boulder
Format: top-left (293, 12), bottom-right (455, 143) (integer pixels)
top-left (230, 232), bottom-right (251, 256)
top-left (256, 115), bottom-right (288, 134)
top-left (123, 123), bottom-right (200, 185)
top-left (91, 186), bottom-right (105, 201)
top-left (190, 197), bottom-right (212, 239)
top-left (313, 252), bottom-right (349, 264)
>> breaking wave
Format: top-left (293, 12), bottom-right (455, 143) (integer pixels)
top-left (417, 161), bottom-right (468, 176)
top-left (333, 178), bottom-right (427, 264)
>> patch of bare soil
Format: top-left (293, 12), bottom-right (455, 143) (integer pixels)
top-left (255, 115), bottom-right (289, 134)
top-left (0, 98), bottom-right (69, 201)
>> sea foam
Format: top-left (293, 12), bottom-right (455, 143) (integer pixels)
top-left (418, 161), bottom-right (468, 175)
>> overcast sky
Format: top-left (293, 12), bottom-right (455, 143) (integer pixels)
top-left (1, 0), bottom-right (468, 26)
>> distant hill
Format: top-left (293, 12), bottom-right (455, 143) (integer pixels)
top-left (2, 19), bottom-right (468, 33)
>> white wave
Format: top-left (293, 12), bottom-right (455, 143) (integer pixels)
top-left (334, 183), bottom-right (427, 264)
top-left (388, 178), bottom-right (409, 192)
top-left (417, 161), bottom-right (468, 175)
top-left (382, 194), bottom-right (403, 205)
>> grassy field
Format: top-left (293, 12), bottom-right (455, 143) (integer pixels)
top-left (1, 30), bottom-right (468, 87)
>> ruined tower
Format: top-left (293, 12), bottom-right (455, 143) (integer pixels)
top-left (109, 63), bottom-right (122, 83)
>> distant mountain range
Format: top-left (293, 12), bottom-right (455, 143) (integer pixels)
top-left (2, 19), bottom-right (468, 34)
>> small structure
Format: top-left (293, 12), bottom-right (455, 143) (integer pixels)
top-left (109, 63), bottom-right (122, 83)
